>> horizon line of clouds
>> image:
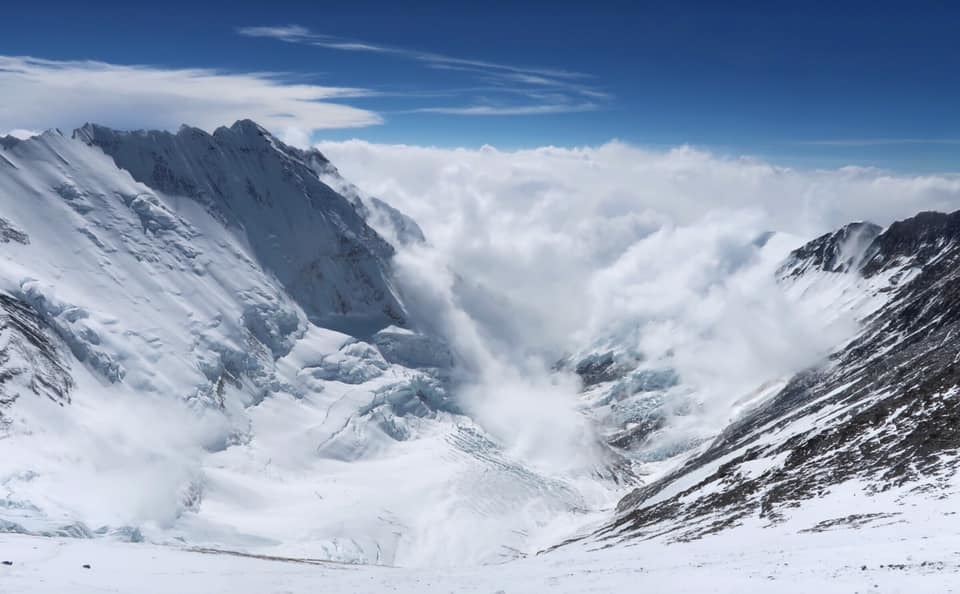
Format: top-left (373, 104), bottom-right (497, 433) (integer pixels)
top-left (237, 24), bottom-right (610, 117)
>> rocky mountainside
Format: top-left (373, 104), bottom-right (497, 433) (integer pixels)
top-left (0, 292), bottom-right (73, 417)
top-left (593, 210), bottom-right (960, 544)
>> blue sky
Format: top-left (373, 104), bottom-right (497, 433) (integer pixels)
top-left (2, 0), bottom-right (958, 171)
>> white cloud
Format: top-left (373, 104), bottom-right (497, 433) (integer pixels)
top-left (318, 140), bottom-right (960, 253)
top-left (238, 25), bottom-right (608, 114)
top-left (797, 138), bottom-right (960, 146)
top-left (412, 103), bottom-right (598, 115)
top-left (0, 55), bottom-right (381, 134)
top-left (2, 128), bottom-right (41, 139)
top-left (235, 24), bottom-right (312, 41)
top-left (238, 25), bottom-right (589, 81)
top-left (316, 139), bottom-right (960, 456)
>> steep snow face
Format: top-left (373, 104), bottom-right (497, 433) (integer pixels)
top-left (0, 128), bottom-right (308, 400)
top-left (0, 128), bottom-right (292, 542)
top-left (75, 120), bottom-right (405, 336)
top-left (0, 125), bottom-right (624, 567)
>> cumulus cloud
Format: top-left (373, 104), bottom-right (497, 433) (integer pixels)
top-left (318, 140), bottom-right (960, 244)
top-left (0, 55), bottom-right (381, 134)
top-left (318, 141), bottom-right (960, 343)
top-left (316, 139), bottom-right (960, 457)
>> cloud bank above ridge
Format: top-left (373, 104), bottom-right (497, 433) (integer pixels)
top-left (316, 138), bottom-right (960, 447)
top-left (316, 139), bottom-right (960, 350)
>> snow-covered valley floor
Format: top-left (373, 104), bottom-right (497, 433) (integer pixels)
top-left (7, 469), bottom-right (960, 592)
top-left (3, 518), bottom-right (959, 594)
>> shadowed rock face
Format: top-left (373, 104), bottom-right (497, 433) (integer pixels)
top-left (0, 292), bottom-right (73, 428)
top-left (573, 351), bottom-right (641, 388)
top-left (860, 210), bottom-right (960, 277)
top-left (602, 209), bottom-right (960, 544)
top-left (75, 120), bottom-right (405, 337)
top-left (0, 218), bottom-right (29, 245)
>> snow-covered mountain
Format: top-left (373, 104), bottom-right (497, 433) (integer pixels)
top-left (585, 210), bottom-right (960, 545)
top-left (0, 121), bottom-right (623, 567)
top-left (3, 120), bottom-right (960, 589)
top-left (75, 120), bottom-right (406, 335)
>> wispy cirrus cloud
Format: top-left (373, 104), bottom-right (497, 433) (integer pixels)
top-left (238, 25), bottom-right (588, 81)
top-left (0, 55), bottom-right (381, 134)
top-left (412, 103), bottom-right (599, 116)
top-left (797, 138), bottom-right (960, 147)
top-left (238, 24), bottom-right (610, 116)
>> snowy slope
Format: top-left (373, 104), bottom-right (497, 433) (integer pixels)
top-left (595, 210), bottom-right (960, 547)
top-left (4, 500), bottom-right (960, 594)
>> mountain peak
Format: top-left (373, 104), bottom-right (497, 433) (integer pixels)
top-left (74, 119), bottom-right (278, 147)
top-left (860, 209), bottom-right (960, 276)
top-left (227, 118), bottom-right (269, 135)
top-left (76, 119), bottom-right (405, 334)
top-left (212, 119), bottom-right (272, 145)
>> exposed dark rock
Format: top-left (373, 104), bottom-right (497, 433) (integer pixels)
top-left (861, 210), bottom-right (960, 277)
top-left (607, 414), bottom-right (667, 450)
top-left (0, 217), bottom-right (29, 245)
top-left (574, 351), bottom-right (641, 388)
top-left (0, 292), bottom-right (73, 423)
